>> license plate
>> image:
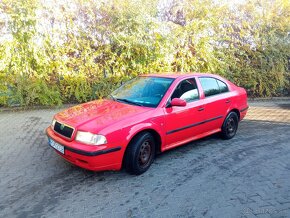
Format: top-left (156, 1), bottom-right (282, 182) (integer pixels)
top-left (48, 138), bottom-right (65, 154)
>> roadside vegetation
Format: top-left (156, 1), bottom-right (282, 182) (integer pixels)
top-left (0, 0), bottom-right (289, 106)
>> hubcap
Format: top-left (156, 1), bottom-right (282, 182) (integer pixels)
top-left (138, 141), bottom-right (152, 168)
top-left (226, 117), bottom-right (236, 136)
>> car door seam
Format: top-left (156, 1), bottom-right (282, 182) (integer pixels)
top-left (166, 115), bottom-right (223, 135)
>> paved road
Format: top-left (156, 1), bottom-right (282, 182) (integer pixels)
top-left (0, 100), bottom-right (290, 218)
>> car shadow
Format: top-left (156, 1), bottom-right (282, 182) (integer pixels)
top-left (53, 119), bottom-right (290, 179)
top-left (277, 103), bottom-right (290, 110)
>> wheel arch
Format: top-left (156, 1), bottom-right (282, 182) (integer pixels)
top-left (121, 128), bottom-right (162, 168)
top-left (229, 108), bottom-right (240, 121)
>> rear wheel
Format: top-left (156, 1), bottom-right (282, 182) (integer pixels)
top-left (124, 132), bottom-right (155, 175)
top-left (221, 112), bottom-right (239, 139)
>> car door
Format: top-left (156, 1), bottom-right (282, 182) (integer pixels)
top-left (198, 77), bottom-right (233, 132)
top-left (163, 78), bottom-right (206, 150)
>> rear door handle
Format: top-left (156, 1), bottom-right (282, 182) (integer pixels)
top-left (225, 99), bottom-right (231, 103)
top-left (198, 107), bottom-right (204, 111)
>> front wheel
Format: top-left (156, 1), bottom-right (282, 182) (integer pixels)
top-left (221, 112), bottom-right (239, 140)
top-left (124, 132), bottom-right (155, 175)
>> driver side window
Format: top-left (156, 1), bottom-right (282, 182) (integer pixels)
top-left (171, 78), bottom-right (199, 102)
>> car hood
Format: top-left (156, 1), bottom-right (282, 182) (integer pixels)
top-left (55, 99), bottom-right (153, 131)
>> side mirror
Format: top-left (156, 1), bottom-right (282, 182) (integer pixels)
top-left (170, 98), bottom-right (186, 107)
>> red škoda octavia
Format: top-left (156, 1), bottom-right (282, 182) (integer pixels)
top-left (46, 73), bottom-right (248, 175)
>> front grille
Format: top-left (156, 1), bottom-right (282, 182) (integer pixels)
top-left (54, 121), bottom-right (74, 138)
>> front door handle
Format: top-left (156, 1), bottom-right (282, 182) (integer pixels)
top-left (198, 107), bottom-right (204, 111)
top-left (225, 99), bottom-right (231, 104)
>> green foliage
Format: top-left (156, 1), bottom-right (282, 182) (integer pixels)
top-left (1, 0), bottom-right (62, 106)
top-left (0, 0), bottom-right (289, 107)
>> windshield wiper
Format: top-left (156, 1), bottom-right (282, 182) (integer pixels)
top-left (108, 94), bottom-right (116, 101)
top-left (116, 98), bottom-right (143, 106)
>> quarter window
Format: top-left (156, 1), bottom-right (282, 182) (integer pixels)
top-left (217, 80), bottom-right (229, 93)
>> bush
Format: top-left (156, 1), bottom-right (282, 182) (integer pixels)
top-left (0, 0), bottom-right (289, 107)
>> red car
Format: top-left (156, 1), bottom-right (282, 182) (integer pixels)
top-left (46, 73), bottom-right (248, 175)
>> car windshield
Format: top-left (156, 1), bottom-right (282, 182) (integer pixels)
top-left (110, 76), bottom-right (174, 108)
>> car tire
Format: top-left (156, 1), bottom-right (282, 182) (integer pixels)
top-left (124, 132), bottom-right (155, 175)
top-left (221, 112), bottom-right (239, 140)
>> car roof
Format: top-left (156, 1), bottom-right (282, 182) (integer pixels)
top-left (142, 73), bottom-right (220, 79)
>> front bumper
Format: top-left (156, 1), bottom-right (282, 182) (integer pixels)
top-left (46, 127), bottom-right (124, 171)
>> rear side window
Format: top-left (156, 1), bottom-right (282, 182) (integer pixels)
top-left (199, 77), bottom-right (229, 97)
top-left (199, 77), bottom-right (220, 97)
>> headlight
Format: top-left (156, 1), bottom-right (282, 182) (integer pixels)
top-left (75, 131), bottom-right (107, 145)
top-left (51, 119), bottom-right (56, 129)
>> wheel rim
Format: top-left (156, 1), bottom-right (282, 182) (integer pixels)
top-left (138, 140), bottom-right (152, 168)
top-left (226, 117), bottom-right (236, 136)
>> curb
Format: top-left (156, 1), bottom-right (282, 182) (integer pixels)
top-left (1, 97), bottom-right (289, 113)
top-left (248, 97), bottom-right (290, 102)
top-left (0, 104), bottom-right (76, 113)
